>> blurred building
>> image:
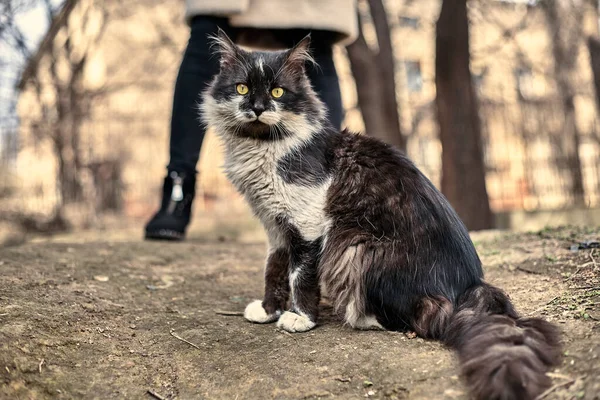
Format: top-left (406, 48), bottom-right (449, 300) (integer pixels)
top-left (5, 0), bottom-right (600, 229)
top-left (386, 0), bottom-right (599, 212)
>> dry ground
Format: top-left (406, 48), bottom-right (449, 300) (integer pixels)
top-left (0, 225), bottom-right (599, 399)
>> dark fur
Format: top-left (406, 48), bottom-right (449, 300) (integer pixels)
top-left (205, 31), bottom-right (562, 400)
top-left (324, 131), bottom-right (561, 399)
top-left (443, 284), bottom-right (562, 399)
top-left (325, 133), bottom-right (483, 329)
top-left (273, 215), bottom-right (322, 321)
top-left (277, 131), bottom-right (336, 186)
top-left (262, 248), bottom-right (290, 315)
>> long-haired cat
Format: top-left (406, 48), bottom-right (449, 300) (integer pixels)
top-left (201, 29), bottom-right (561, 400)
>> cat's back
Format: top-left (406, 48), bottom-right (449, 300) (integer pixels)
top-left (328, 130), bottom-right (429, 210)
top-left (327, 130), bottom-right (477, 261)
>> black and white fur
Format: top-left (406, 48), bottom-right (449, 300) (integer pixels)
top-left (201, 30), bottom-right (561, 400)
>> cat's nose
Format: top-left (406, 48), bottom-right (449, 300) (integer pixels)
top-left (252, 105), bottom-right (265, 117)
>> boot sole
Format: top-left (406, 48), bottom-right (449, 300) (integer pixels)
top-left (145, 229), bottom-right (185, 241)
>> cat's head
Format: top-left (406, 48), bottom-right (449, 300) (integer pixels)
top-left (202, 29), bottom-right (325, 141)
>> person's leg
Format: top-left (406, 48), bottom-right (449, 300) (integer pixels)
top-left (168, 16), bottom-right (233, 173)
top-left (145, 16), bottom-right (233, 240)
top-left (307, 46), bottom-right (343, 129)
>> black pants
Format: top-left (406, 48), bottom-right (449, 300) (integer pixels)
top-left (167, 16), bottom-right (343, 174)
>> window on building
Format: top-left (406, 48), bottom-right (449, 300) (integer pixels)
top-left (515, 67), bottom-right (534, 99)
top-left (473, 68), bottom-right (487, 94)
top-left (473, 74), bottom-right (484, 94)
top-left (399, 16), bottom-right (420, 29)
top-left (494, 0), bottom-right (538, 6)
top-left (404, 61), bottom-right (423, 93)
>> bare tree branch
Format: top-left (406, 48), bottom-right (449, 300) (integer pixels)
top-left (346, 0), bottom-right (405, 150)
top-left (17, 0), bottom-right (79, 90)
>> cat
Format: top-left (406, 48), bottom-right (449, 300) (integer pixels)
top-left (201, 29), bottom-right (561, 400)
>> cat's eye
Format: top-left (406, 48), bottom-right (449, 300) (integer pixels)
top-left (236, 84), bottom-right (249, 95)
top-left (271, 87), bottom-right (284, 98)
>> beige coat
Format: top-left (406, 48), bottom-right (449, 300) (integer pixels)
top-left (185, 0), bottom-right (358, 44)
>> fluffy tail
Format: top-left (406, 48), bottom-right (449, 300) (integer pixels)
top-left (412, 283), bottom-right (562, 400)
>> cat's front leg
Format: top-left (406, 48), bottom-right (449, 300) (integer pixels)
top-left (276, 240), bottom-right (321, 333)
top-left (244, 248), bottom-right (290, 323)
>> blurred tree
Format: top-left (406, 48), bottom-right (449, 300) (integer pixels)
top-left (346, 0), bottom-right (405, 151)
top-left (0, 1), bottom-right (39, 50)
top-left (16, 0), bottom-right (110, 219)
top-left (540, 0), bottom-right (586, 206)
top-left (435, 0), bottom-right (494, 230)
top-left (589, 37), bottom-right (600, 111)
top-left (588, 0), bottom-right (600, 113)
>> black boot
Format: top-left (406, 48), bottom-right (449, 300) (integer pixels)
top-left (144, 171), bottom-right (195, 241)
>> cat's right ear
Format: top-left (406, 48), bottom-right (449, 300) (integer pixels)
top-left (209, 28), bottom-right (238, 68)
top-left (283, 34), bottom-right (315, 71)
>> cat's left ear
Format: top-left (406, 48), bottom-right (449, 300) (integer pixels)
top-left (284, 34), bottom-right (315, 71)
top-left (210, 27), bottom-right (239, 68)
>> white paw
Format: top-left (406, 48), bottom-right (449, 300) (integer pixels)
top-left (351, 315), bottom-right (384, 331)
top-left (276, 311), bottom-right (316, 333)
top-left (244, 300), bottom-right (279, 323)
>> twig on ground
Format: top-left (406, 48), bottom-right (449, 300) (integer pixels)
top-left (526, 296), bottom-right (559, 316)
top-left (38, 359), bottom-right (44, 374)
top-left (335, 376), bottom-right (352, 382)
top-left (147, 389), bottom-right (166, 400)
top-left (546, 372), bottom-right (573, 380)
top-left (277, 329), bottom-right (298, 341)
top-left (515, 246), bottom-right (533, 254)
top-left (100, 299), bottom-right (125, 308)
top-left (215, 310), bottom-right (244, 316)
top-left (565, 266), bottom-right (584, 281)
top-left (564, 262), bottom-right (595, 281)
top-left (169, 329), bottom-right (201, 350)
top-left (535, 378), bottom-right (575, 400)
top-left (516, 266), bottom-right (542, 275)
top-left (575, 261), bottom-right (595, 269)
top-left (566, 252), bottom-right (598, 281)
top-left (573, 286), bottom-right (600, 291)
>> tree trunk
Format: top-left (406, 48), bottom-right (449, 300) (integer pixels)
top-left (588, 36), bottom-right (600, 112)
top-left (587, 0), bottom-right (600, 111)
top-left (47, 29), bottom-right (88, 207)
top-left (51, 80), bottom-right (85, 204)
top-left (346, 0), bottom-right (405, 151)
top-left (435, 0), bottom-right (494, 231)
top-left (53, 128), bottom-right (84, 205)
top-left (541, 0), bottom-right (586, 206)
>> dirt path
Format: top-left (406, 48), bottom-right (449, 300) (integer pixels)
top-left (1, 227), bottom-right (599, 399)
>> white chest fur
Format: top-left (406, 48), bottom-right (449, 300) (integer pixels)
top-left (223, 137), bottom-right (331, 242)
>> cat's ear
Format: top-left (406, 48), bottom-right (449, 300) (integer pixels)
top-left (283, 34), bottom-right (315, 71)
top-left (210, 27), bottom-right (239, 68)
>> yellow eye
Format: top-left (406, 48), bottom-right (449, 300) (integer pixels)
top-left (271, 87), bottom-right (284, 98)
top-left (236, 84), bottom-right (249, 95)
